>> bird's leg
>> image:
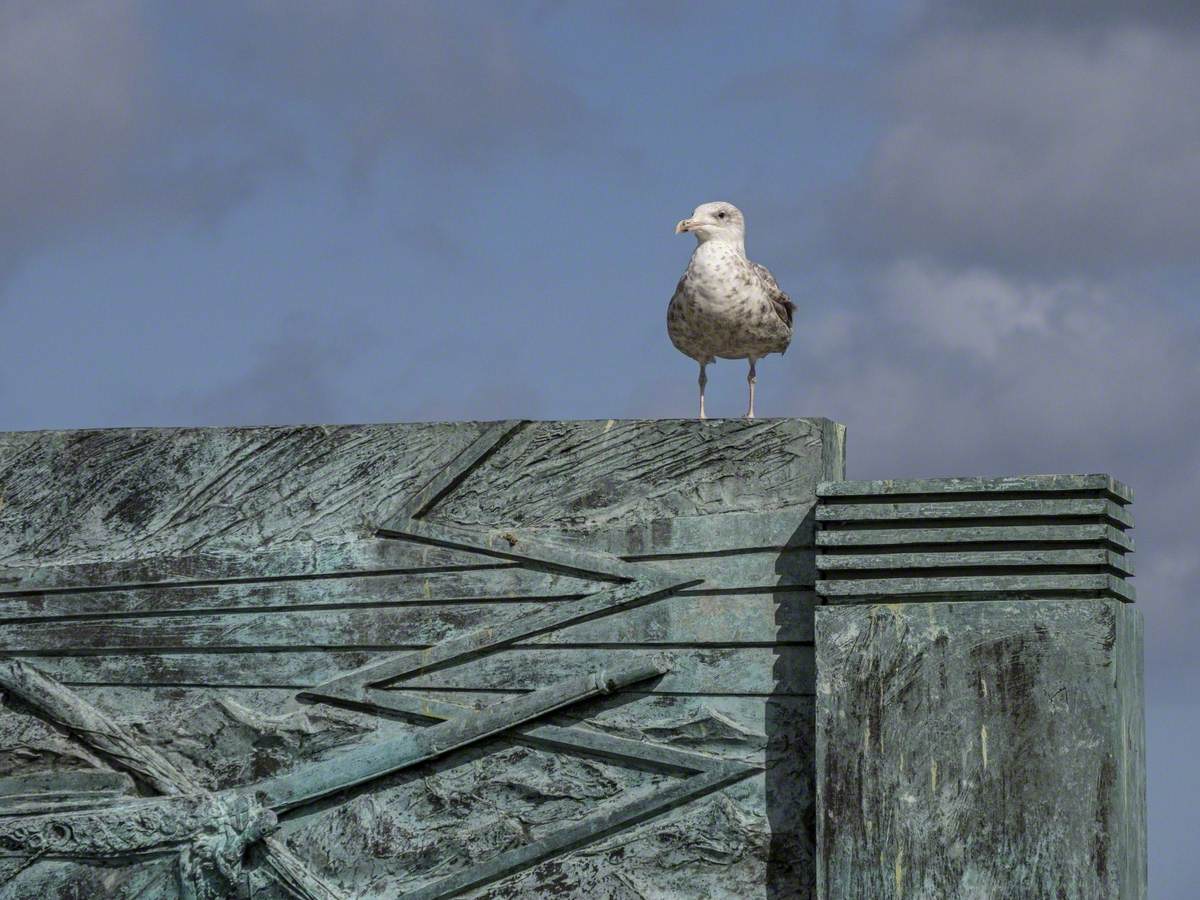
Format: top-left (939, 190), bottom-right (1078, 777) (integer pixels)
top-left (698, 362), bottom-right (708, 420)
top-left (746, 359), bottom-right (757, 419)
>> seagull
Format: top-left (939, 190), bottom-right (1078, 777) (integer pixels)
top-left (667, 202), bottom-right (795, 419)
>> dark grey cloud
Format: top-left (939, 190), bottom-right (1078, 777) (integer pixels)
top-left (171, 315), bottom-right (371, 428)
top-left (0, 1), bottom-right (299, 289)
top-left (0, 1), bottom-right (598, 289)
top-left (834, 21), bottom-right (1200, 271)
top-left (1, 0), bottom-right (143, 278)
top-left (181, 2), bottom-right (595, 186)
top-left (921, 0), bottom-right (1200, 33)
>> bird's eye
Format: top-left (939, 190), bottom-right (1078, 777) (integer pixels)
top-left (717, 211), bottom-right (727, 219)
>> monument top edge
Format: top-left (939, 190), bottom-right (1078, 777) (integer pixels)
top-left (0, 416), bottom-right (845, 438)
top-left (817, 473), bottom-right (1132, 504)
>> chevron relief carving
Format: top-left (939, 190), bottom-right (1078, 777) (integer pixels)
top-left (285, 419), bottom-right (762, 898)
top-left (0, 653), bottom-right (678, 897)
top-left (0, 419), bottom-right (801, 898)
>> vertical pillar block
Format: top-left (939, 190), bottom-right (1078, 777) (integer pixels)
top-left (814, 476), bottom-right (1146, 898)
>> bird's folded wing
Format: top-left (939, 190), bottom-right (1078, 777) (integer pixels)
top-left (751, 261), bottom-right (795, 327)
top-left (669, 273), bottom-right (687, 302)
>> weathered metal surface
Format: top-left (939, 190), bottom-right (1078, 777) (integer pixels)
top-left (1, 418), bottom-right (842, 898)
top-left (0, 657), bottom-right (342, 899)
top-left (0, 591), bottom-right (814, 648)
top-left (817, 573), bottom-right (1135, 603)
top-left (817, 496), bottom-right (1134, 528)
top-left (347, 683), bottom-right (760, 900)
top-left (305, 577), bottom-right (696, 699)
top-left (817, 547), bottom-right (1133, 575)
top-left (815, 522), bottom-right (1133, 551)
top-left (815, 473), bottom-right (1132, 502)
top-left (813, 474), bottom-right (1146, 899)
top-left (261, 660), bottom-right (673, 812)
top-left (816, 599), bottom-right (1146, 899)
top-left (7, 646), bottom-right (815, 694)
top-left (815, 474), bottom-right (1135, 604)
top-left (0, 771), bottom-right (135, 817)
top-left (0, 656), bottom-right (195, 795)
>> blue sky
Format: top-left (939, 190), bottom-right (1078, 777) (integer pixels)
top-left (3, 1), bottom-right (1198, 892)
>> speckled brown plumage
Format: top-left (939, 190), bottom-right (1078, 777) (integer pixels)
top-left (668, 201), bottom-right (794, 418)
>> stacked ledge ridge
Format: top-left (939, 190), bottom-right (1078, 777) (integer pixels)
top-left (814, 474), bottom-right (1134, 604)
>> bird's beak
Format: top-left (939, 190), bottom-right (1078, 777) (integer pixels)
top-left (675, 219), bottom-right (694, 234)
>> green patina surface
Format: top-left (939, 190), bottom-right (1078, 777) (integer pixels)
top-left (815, 473), bottom-right (1133, 503)
top-left (0, 427), bottom-right (1148, 898)
top-left (0, 418), bottom-right (843, 899)
top-left (815, 474), bottom-right (1135, 606)
top-left (814, 475), bottom-right (1147, 899)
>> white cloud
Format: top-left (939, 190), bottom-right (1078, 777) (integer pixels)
top-left (879, 261), bottom-right (1058, 359)
top-left (796, 260), bottom-right (1200, 702)
top-left (817, 5), bottom-right (1200, 704)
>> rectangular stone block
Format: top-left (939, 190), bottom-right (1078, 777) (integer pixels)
top-left (815, 599), bottom-right (1146, 899)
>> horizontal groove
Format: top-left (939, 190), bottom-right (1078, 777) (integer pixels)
top-left (817, 572), bottom-right (1135, 602)
top-left (0, 586), bottom-right (815, 626)
top-left (2, 645), bottom-right (429, 658)
top-left (816, 540), bottom-right (1126, 554)
top-left (381, 687), bottom-right (815, 699)
top-left (380, 686), bottom-right (532, 695)
top-left (815, 524), bottom-right (1134, 552)
top-left (622, 545), bottom-right (801, 562)
top-left (815, 548), bottom-right (1128, 562)
top-left (816, 571), bottom-right (1127, 588)
top-left (623, 690), bottom-right (814, 698)
top-left (818, 564), bottom-right (1131, 580)
top-left (7, 642), bottom-right (809, 657)
top-left (0, 562), bottom-right (521, 599)
top-left (58, 685), bottom-right (816, 704)
top-left (818, 498), bottom-right (1133, 528)
top-left (819, 514), bottom-right (1126, 531)
top-left (0, 594), bottom-right (592, 626)
top-left (677, 584), bottom-right (814, 597)
top-left (822, 590), bottom-right (1118, 606)
top-left (821, 488), bottom-right (1115, 505)
top-left (60, 683), bottom-right (813, 698)
top-left (817, 475), bottom-right (1132, 503)
top-left (65, 681), bottom-right (313, 690)
top-left (508, 641), bottom-right (814, 650)
top-left (817, 551), bottom-right (1132, 577)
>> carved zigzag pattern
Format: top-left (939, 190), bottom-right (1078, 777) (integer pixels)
top-left (0, 421), bottom-right (761, 899)
top-left (300, 420), bottom-right (761, 899)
